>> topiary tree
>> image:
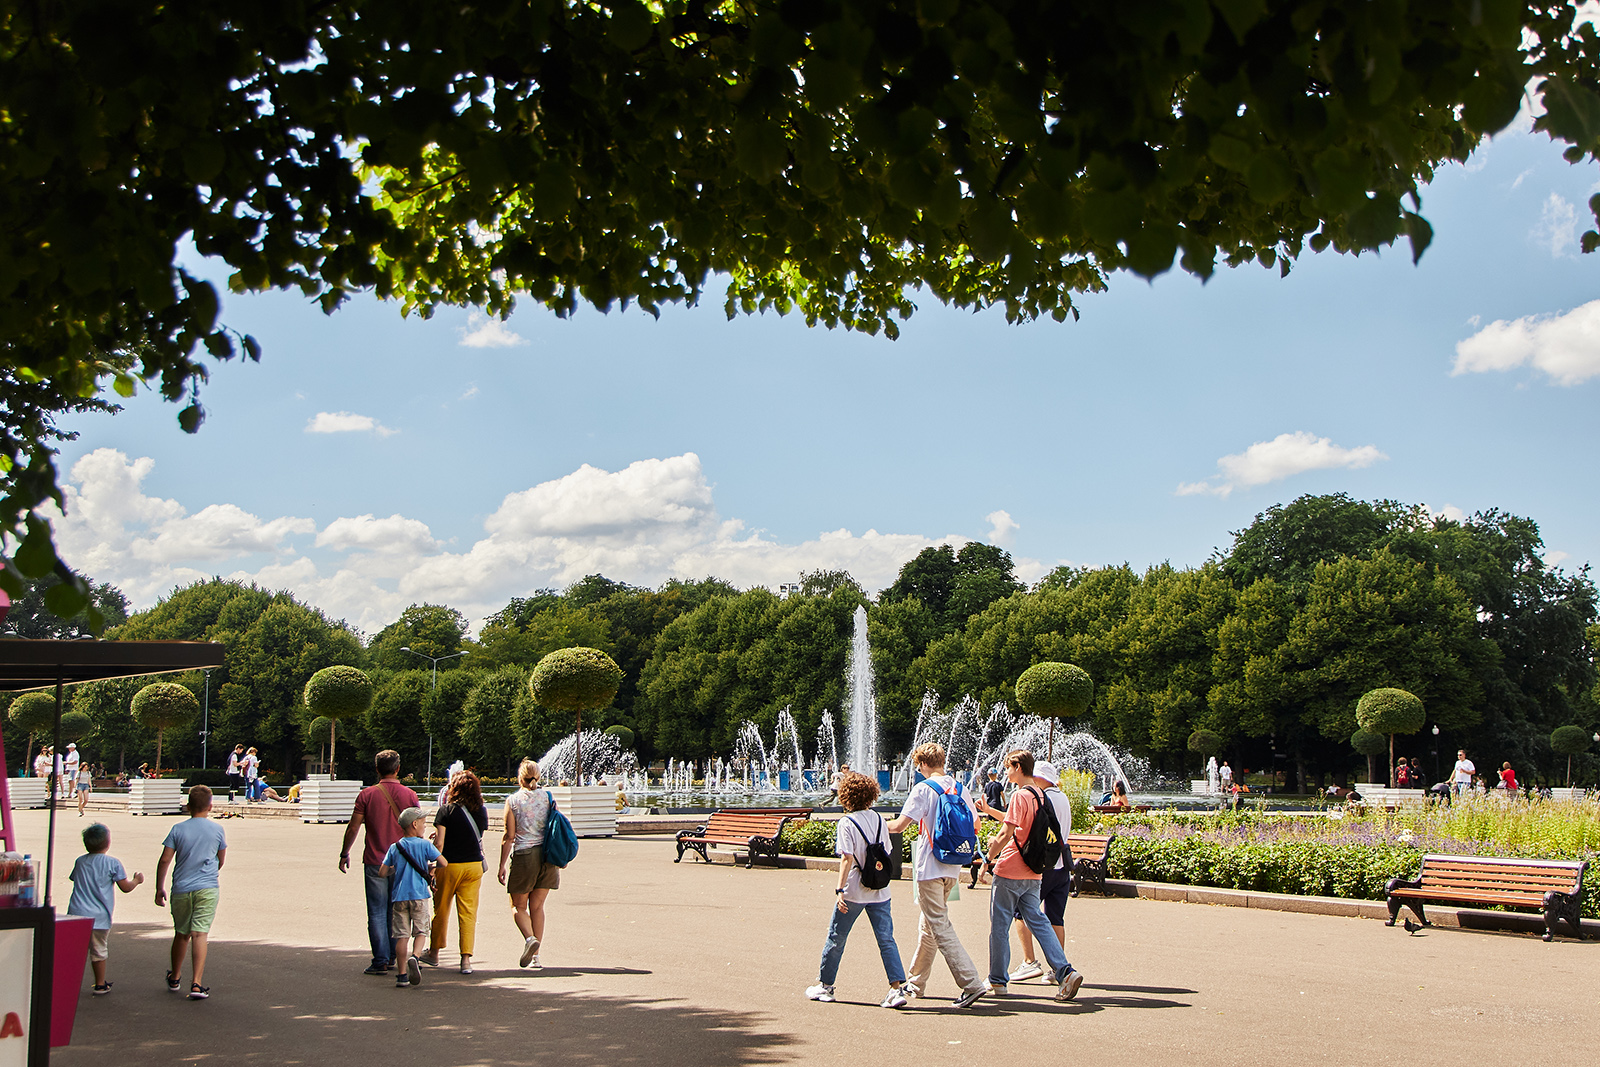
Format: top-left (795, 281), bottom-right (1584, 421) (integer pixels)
top-left (603, 724), bottom-right (635, 750)
top-left (1351, 728), bottom-right (1390, 786)
top-left (1186, 728), bottom-right (1223, 778)
top-left (1550, 725), bottom-right (1592, 788)
top-left (1015, 662), bottom-right (1093, 760)
top-left (1355, 688), bottom-right (1426, 788)
top-left (8, 690), bottom-right (57, 770)
top-left (58, 709), bottom-right (93, 743)
top-left (131, 682), bottom-right (198, 776)
top-left (530, 647), bottom-right (623, 781)
top-left (303, 665), bottom-right (373, 774)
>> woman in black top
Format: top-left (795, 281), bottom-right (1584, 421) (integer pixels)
top-left (425, 770), bottom-right (490, 973)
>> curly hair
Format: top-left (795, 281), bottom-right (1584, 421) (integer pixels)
top-left (446, 769), bottom-right (484, 810)
top-left (835, 770), bottom-right (879, 812)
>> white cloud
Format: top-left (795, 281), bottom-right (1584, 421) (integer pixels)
top-left (1544, 549), bottom-right (1571, 567)
top-left (985, 509), bottom-right (1019, 547)
top-left (1426, 504), bottom-right (1468, 524)
top-left (1177, 432), bottom-right (1387, 498)
top-left (459, 311), bottom-right (527, 348)
top-left (1535, 192), bottom-right (1580, 258)
top-left (46, 450), bottom-right (983, 635)
top-left (460, 384), bottom-right (480, 400)
top-left (305, 411), bottom-right (398, 437)
top-left (1453, 299), bottom-right (1600, 385)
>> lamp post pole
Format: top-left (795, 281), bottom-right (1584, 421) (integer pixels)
top-left (1431, 724), bottom-right (1440, 784)
top-left (401, 647), bottom-right (468, 791)
top-left (199, 668), bottom-right (212, 769)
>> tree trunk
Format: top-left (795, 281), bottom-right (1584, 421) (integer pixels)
top-left (1568, 754), bottom-right (1573, 788)
top-left (117, 744), bottom-right (125, 773)
top-left (1366, 753), bottom-right (1376, 784)
top-left (1048, 718), bottom-right (1055, 761)
top-left (329, 720), bottom-right (338, 778)
top-left (155, 727), bottom-right (164, 775)
top-left (574, 710), bottom-right (583, 781)
top-left (1388, 734), bottom-right (1396, 788)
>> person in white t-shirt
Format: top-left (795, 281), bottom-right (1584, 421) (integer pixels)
top-left (805, 771), bottom-right (908, 1009)
top-left (1451, 750), bottom-right (1475, 796)
top-left (64, 744), bottom-right (81, 799)
top-left (243, 747), bottom-right (261, 801)
top-left (884, 742), bottom-right (988, 1009)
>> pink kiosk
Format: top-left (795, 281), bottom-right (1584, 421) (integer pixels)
top-left (1, 637), bottom-right (224, 1067)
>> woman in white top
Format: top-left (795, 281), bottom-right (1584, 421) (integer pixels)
top-left (499, 758), bottom-right (558, 969)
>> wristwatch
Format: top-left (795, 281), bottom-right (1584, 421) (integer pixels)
top-left (835, 888), bottom-right (846, 894)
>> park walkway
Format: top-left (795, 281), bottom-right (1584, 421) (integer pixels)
top-left (15, 808), bottom-right (1597, 1066)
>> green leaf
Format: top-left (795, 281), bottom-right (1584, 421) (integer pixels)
top-left (1211, 0), bottom-right (1266, 41)
top-left (607, 1), bottom-right (655, 51)
top-left (1403, 211), bottom-right (1433, 264)
top-left (14, 521), bottom-right (57, 578)
top-left (44, 580), bottom-right (87, 620)
top-left (178, 403), bottom-right (205, 433)
top-left (112, 374), bottom-right (137, 398)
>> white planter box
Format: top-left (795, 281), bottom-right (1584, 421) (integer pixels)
top-left (5, 778), bottom-right (49, 809)
top-left (1190, 780), bottom-right (1215, 795)
top-left (300, 778), bottom-right (362, 823)
top-left (548, 784), bottom-right (617, 838)
top-left (1548, 787), bottom-right (1588, 802)
top-left (128, 778), bottom-right (185, 815)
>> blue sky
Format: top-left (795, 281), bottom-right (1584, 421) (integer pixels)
top-left (50, 113), bottom-right (1600, 634)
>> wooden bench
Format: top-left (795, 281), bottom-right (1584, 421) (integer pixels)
top-left (1067, 833), bottom-right (1115, 895)
top-left (675, 808), bottom-right (811, 868)
top-left (1091, 804), bottom-right (1149, 815)
top-left (1385, 854), bottom-right (1589, 942)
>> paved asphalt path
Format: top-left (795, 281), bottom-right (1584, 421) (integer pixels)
top-left (14, 808), bottom-right (1597, 1066)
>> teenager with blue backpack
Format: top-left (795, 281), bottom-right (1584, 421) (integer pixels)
top-left (884, 742), bottom-right (990, 1009)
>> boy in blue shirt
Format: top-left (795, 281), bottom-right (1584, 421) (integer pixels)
top-left (68, 822), bottom-right (144, 995)
top-left (154, 784), bottom-right (228, 1000)
top-left (379, 807), bottom-right (444, 988)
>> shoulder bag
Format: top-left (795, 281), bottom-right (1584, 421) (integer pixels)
top-left (542, 790), bottom-right (579, 868)
top-left (451, 802), bottom-right (490, 873)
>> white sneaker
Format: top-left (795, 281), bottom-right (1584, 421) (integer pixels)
top-left (952, 984), bottom-right (989, 1009)
top-left (1009, 960), bottom-right (1044, 982)
top-left (880, 987), bottom-right (908, 1009)
top-left (1055, 967), bottom-right (1084, 1002)
top-left (806, 984), bottom-right (836, 1002)
top-left (519, 937), bottom-right (539, 968)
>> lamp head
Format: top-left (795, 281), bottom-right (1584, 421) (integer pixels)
top-left (400, 646), bottom-right (411, 652)
top-left (1431, 725), bottom-right (1439, 736)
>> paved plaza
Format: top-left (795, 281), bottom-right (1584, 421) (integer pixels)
top-left (15, 808), bottom-right (1598, 1066)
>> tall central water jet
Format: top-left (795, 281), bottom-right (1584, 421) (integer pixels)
top-left (844, 604), bottom-right (878, 772)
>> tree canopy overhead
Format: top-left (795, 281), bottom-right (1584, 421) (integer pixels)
top-left (8, 1), bottom-right (1600, 614)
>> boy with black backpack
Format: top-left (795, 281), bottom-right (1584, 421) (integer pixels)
top-left (805, 771), bottom-right (908, 1008)
top-left (980, 749), bottom-right (1084, 1003)
top-left (885, 742), bottom-right (990, 1009)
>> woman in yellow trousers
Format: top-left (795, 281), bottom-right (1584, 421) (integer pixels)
top-left (424, 770), bottom-right (489, 973)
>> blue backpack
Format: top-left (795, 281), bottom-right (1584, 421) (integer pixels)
top-left (542, 791), bottom-right (579, 868)
top-left (925, 777), bottom-right (979, 865)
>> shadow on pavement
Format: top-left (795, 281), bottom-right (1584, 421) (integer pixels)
top-left (57, 922), bottom-right (797, 1067)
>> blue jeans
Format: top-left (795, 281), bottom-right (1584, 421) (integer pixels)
top-left (818, 900), bottom-right (905, 986)
top-left (364, 864), bottom-right (392, 966)
top-left (989, 875), bottom-right (1070, 987)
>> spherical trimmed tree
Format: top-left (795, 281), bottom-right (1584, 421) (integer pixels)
top-left (132, 682), bottom-right (198, 776)
top-left (1351, 728), bottom-right (1390, 786)
top-left (58, 709), bottom-right (93, 743)
top-left (1355, 688), bottom-right (1425, 788)
top-left (1550, 725), bottom-right (1592, 788)
top-left (603, 724), bottom-right (635, 750)
top-left (8, 690), bottom-right (58, 769)
top-left (530, 647), bottom-right (623, 780)
top-left (1187, 728), bottom-right (1223, 779)
top-left (1015, 662), bottom-right (1093, 760)
top-left (303, 665), bottom-right (373, 774)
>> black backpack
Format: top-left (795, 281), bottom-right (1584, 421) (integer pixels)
top-left (1017, 786), bottom-right (1063, 875)
top-left (847, 812), bottom-right (896, 890)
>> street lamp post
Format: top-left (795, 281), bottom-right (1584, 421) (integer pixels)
top-left (1431, 724), bottom-right (1440, 783)
top-left (400, 646), bottom-right (468, 791)
top-left (199, 668), bottom-right (212, 769)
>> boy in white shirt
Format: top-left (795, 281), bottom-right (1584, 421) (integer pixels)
top-left (805, 771), bottom-right (907, 1009)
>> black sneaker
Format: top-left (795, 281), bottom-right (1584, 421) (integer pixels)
top-left (362, 962), bottom-right (387, 976)
top-left (188, 984), bottom-right (209, 1000)
top-left (92, 983), bottom-right (112, 996)
top-left (407, 957), bottom-right (422, 987)
top-left (395, 973), bottom-right (410, 988)
top-left (165, 971), bottom-right (182, 992)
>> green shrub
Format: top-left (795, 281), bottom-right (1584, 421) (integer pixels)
top-left (1015, 662), bottom-right (1093, 718)
top-left (530, 647), bottom-right (623, 711)
top-left (1109, 836), bottom-right (1422, 900)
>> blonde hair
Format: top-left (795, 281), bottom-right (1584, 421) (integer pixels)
top-left (911, 742), bottom-right (946, 771)
top-left (518, 759), bottom-right (541, 789)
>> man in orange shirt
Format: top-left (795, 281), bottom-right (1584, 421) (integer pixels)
top-left (980, 748), bottom-right (1084, 1002)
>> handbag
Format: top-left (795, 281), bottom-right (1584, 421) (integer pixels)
top-left (542, 790), bottom-right (579, 869)
top-left (393, 838), bottom-right (436, 891)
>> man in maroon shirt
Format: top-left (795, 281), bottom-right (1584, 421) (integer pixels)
top-left (338, 750), bottom-right (419, 974)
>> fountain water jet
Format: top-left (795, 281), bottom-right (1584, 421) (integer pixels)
top-left (844, 605), bottom-right (878, 773)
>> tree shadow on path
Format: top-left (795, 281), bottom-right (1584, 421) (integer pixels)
top-left (57, 923), bottom-right (797, 1067)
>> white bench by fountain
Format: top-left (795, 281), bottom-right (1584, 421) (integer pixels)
top-left (128, 778), bottom-right (185, 815)
top-left (548, 784), bottom-right (617, 837)
top-left (5, 778), bottom-right (49, 809)
top-left (1354, 785), bottom-right (1426, 808)
top-left (1547, 787), bottom-right (1589, 802)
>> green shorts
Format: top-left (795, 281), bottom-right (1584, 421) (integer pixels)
top-left (171, 888), bottom-right (219, 935)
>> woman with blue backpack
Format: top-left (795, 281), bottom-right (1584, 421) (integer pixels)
top-left (498, 758), bottom-right (578, 970)
top-left (805, 771), bottom-right (908, 1008)
top-left (884, 742), bottom-right (990, 1009)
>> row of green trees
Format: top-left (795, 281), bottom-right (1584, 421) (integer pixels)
top-left (3, 494), bottom-right (1596, 789)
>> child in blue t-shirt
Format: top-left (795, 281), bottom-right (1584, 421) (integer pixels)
top-left (379, 807), bottom-right (444, 987)
top-left (67, 822), bottom-right (144, 995)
